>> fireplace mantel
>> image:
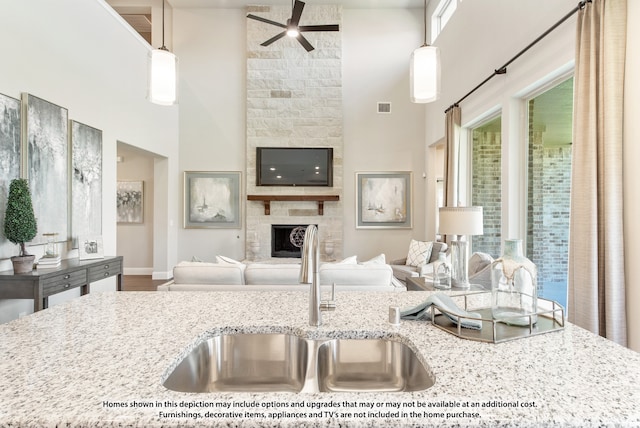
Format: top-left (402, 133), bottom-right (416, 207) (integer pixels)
top-left (247, 195), bottom-right (340, 215)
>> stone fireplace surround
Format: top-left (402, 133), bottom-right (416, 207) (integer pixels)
top-left (245, 4), bottom-right (343, 262)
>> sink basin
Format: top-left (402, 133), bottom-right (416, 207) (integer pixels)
top-left (163, 333), bottom-right (309, 393)
top-left (163, 333), bottom-right (434, 393)
top-left (316, 338), bottom-right (434, 392)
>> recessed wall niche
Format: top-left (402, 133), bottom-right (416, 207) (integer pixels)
top-left (245, 4), bottom-right (344, 261)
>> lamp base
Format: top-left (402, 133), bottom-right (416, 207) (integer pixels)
top-left (450, 240), bottom-right (470, 288)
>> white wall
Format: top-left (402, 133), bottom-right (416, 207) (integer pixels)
top-left (424, 0), bottom-right (639, 351)
top-left (117, 144), bottom-right (156, 274)
top-left (0, 0), bottom-right (179, 322)
top-left (173, 7), bottom-right (426, 263)
top-left (342, 9), bottom-right (427, 261)
top-left (173, 8), bottom-right (247, 262)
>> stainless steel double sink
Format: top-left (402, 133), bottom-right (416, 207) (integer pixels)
top-left (163, 333), bottom-right (434, 393)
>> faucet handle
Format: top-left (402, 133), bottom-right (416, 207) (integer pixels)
top-left (320, 283), bottom-right (337, 310)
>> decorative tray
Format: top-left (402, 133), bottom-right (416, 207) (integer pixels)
top-left (429, 292), bottom-right (565, 343)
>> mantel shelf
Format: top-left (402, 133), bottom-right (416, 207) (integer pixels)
top-left (247, 195), bottom-right (340, 215)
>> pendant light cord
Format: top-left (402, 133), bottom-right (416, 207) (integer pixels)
top-left (422, 0), bottom-right (428, 47)
top-left (160, 0), bottom-right (167, 50)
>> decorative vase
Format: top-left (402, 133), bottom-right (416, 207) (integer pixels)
top-left (11, 255), bottom-right (36, 274)
top-left (491, 239), bottom-right (538, 325)
top-left (433, 252), bottom-right (451, 289)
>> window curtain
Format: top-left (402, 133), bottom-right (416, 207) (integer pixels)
top-left (443, 105), bottom-right (461, 208)
top-left (569, 0), bottom-right (627, 345)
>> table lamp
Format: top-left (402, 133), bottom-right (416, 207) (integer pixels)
top-left (438, 206), bottom-right (484, 288)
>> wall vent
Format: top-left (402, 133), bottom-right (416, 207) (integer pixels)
top-left (377, 102), bottom-right (392, 114)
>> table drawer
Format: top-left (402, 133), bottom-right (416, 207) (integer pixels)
top-left (42, 270), bottom-right (87, 296)
top-left (88, 260), bottom-right (122, 282)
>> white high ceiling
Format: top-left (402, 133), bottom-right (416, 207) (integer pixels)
top-left (166, 0), bottom-right (425, 8)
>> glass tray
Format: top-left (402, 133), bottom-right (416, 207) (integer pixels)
top-left (428, 292), bottom-right (565, 343)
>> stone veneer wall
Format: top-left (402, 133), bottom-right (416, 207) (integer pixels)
top-left (245, 4), bottom-right (343, 261)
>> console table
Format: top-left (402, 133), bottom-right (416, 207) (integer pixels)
top-left (0, 256), bottom-right (123, 312)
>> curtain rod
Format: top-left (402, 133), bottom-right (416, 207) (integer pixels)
top-left (444, 0), bottom-right (591, 114)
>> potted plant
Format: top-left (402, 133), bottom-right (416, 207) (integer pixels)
top-left (4, 178), bottom-right (37, 273)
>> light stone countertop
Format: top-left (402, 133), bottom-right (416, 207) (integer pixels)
top-left (0, 290), bottom-right (639, 427)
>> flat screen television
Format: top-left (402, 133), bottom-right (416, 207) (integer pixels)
top-left (256, 147), bottom-right (333, 187)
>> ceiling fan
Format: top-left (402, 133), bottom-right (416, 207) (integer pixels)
top-left (247, 0), bottom-right (339, 52)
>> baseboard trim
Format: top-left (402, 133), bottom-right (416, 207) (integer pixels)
top-left (152, 271), bottom-right (173, 280)
top-left (123, 268), bottom-right (153, 276)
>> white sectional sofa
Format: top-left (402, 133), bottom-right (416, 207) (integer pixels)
top-left (157, 257), bottom-right (406, 292)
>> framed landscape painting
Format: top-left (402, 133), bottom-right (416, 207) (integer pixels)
top-left (117, 181), bottom-right (144, 223)
top-left (24, 93), bottom-right (69, 244)
top-left (184, 171), bottom-right (241, 229)
top-left (71, 120), bottom-right (102, 248)
top-left (356, 171), bottom-right (412, 229)
top-left (0, 93), bottom-right (22, 259)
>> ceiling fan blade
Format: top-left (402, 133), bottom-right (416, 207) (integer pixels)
top-left (247, 14), bottom-right (287, 29)
top-left (290, 0), bottom-right (305, 27)
top-left (299, 24), bottom-right (340, 32)
top-left (261, 31), bottom-right (287, 47)
top-left (296, 33), bottom-right (315, 52)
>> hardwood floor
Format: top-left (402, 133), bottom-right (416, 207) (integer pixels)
top-left (122, 275), bottom-right (168, 291)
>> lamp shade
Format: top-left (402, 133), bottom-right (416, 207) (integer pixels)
top-left (410, 45), bottom-right (441, 103)
top-left (148, 48), bottom-right (178, 106)
top-left (439, 206), bottom-right (484, 236)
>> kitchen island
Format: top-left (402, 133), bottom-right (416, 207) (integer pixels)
top-left (0, 290), bottom-right (639, 427)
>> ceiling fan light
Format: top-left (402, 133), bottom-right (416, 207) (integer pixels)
top-left (148, 48), bottom-right (178, 106)
top-left (287, 27), bottom-right (299, 37)
top-left (410, 45), bottom-right (441, 103)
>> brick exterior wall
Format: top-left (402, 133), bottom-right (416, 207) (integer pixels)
top-left (245, 5), bottom-right (343, 261)
top-left (472, 125), bottom-right (502, 257)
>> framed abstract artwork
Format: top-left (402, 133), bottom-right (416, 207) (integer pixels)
top-left (356, 171), bottom-right (412, 229)
top-left (71, 120), bottom-right (102, 248)
top-left (0, 93), bottom-right (22, 259)
top-left (183, 171), bottom-right (241, 229)
top-left (24, 93), bottom-right (69, 245)
top-left (117, 181), bottom-right (144, 224)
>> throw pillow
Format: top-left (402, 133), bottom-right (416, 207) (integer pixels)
top-left (360, 253), bottom-right (386, 265)
top-left (406, 240), bottom-right (434, 268)
top-left (337, 255), bottom-right (358, 264)
top-left (191, 255), bottom-right (203, 262)
top-left (468, 252), bottom-right (494, 275)
top-left (216, 255), bottom-right (243, 265)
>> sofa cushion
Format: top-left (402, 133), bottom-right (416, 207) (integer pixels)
top-left (319, 262), bottom-right (393, 286)
top-left (360, 253), bottom-right (385, 265)
top-left (244, 263), bottom-right (301, 285)
top-left (172, 261), bottom-right (245, 285)
top-left (406, 240), bottom-right (433, 268)
top-left (337, 255), bottom-right (358, 264)
top-left (429, 242), bottom-right (448, 263)
top-left (468, 252), bottom-right (494, 275)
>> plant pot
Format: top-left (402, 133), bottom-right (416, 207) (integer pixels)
top-left (11, 255), bottom-right (35, 274)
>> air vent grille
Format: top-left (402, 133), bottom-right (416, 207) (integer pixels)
top-left (377, 102), bottom-right (392, 114)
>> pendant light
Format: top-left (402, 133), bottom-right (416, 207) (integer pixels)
top-left (148, 0), bottom-right (177, 106)
top-left (410, 0), bottom-right (440, 103)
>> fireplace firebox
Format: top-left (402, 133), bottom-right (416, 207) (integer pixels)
top-left (271, 224), bottom-right (316, 258)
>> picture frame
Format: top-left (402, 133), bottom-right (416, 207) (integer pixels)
top-left (117, 181), bottom-right (144, 224)
top-left (24, 93), bottom-right (69, 244)
top-left (184, 171), bottom-right (241, 229)
top-left (356, 171), bottom-right (412, 229)
top-left (71, 120), bottom-right (102, 248)
top-left (0, 93), bottom-right (22, 259)
top-left (78, 235), bottom-right (104, 260)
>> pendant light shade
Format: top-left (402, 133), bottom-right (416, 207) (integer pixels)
top-left (149, 48), bottom-right (177, 106)
top-left (410, 0), bottom-right (440, 103)
top-left (410, 45), bottom-right (441, 103)
top-left (148, 0), bottom-right (177, 106)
